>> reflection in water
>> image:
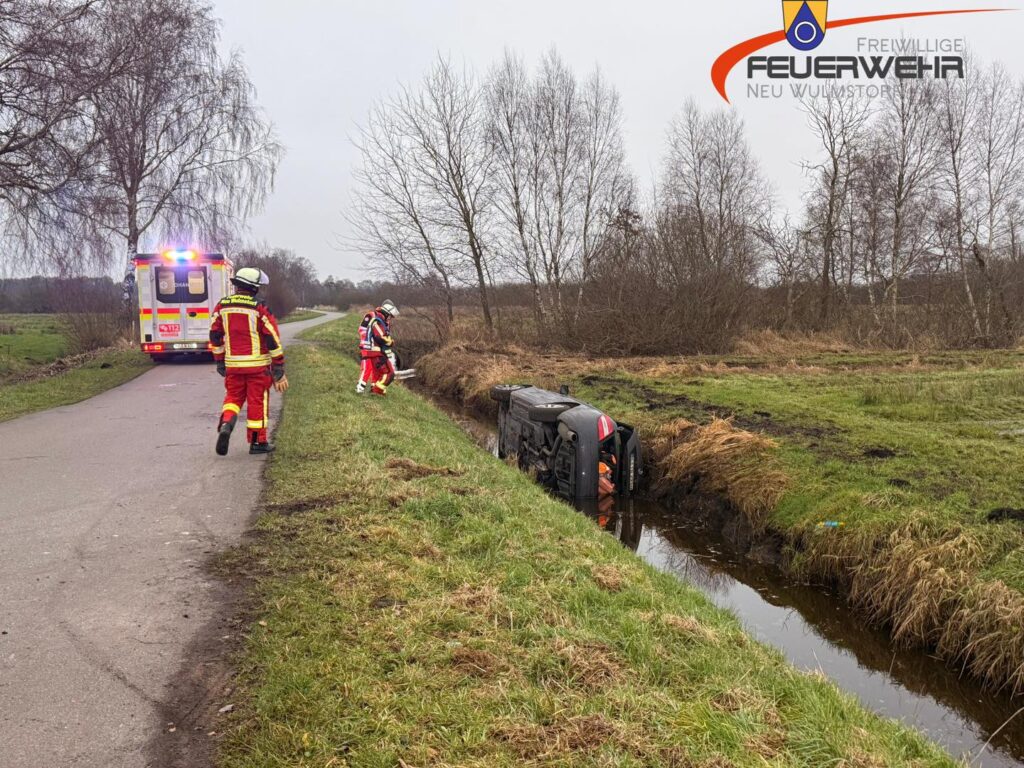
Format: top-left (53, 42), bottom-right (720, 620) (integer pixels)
top-left (589, 502), bottom-right (1024, 768)
top-left (434, 395), bottom-right (1024, 767)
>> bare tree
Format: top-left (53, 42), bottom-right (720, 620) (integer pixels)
top-left (350, 94), bottom-right (458, 325)
top-left (755, 210), bottom-right (809, 328)
top-left (663, 102), bottom-right (769, 282)
top-left (83, 0), bottom-right (281, 274)
top-left (410, 58), bottom-right (495, 329)
top-left (486, 50), bottom-right (629, 326)
top-left (485, 51), bottom-right (545, 322)
top-left (801, 90), bottom-right (871, 326)
top-left (970, 62), bottom-right (1024, 339)
top-left (936, 63), bottom-right (984, 338)
top-left (876, 79), bottom-right (942, 327)
top-left (572, 67), bottom-right (630, 323)
top-left (657, 102), bottom-right (771, 345)
top-left (0, 0), bottom-right (134, 274)
top-left (353, 57), bottom-right (495, 329)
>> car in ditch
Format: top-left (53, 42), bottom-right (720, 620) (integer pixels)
top-left (490, 384), bottom-right (642, 503)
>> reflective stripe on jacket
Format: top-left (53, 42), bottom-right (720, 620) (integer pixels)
top-left (209, 294), bottom-right (285, 372)
top-left (358, 310), bottom-right (392, 357)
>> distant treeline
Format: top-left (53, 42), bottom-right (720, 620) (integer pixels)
top-left (0, 277), bottom-right (120, 314)
top-left (352, 49), bottom-right (1024, 352)
top-left (1, 261), bottom-right (355, 320)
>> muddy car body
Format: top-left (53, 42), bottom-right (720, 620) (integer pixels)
top-left (490, 384), bottom-right (642, 502)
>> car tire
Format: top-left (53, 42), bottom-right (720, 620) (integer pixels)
top-left (490, 384), bottom-right (529, 403)
top-left (528, 402), bottom-right (576, 423)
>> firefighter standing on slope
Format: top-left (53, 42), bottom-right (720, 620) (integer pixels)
top-left (357, 300), bottom-right (399, 396)
top-left (210, 267), bottom-right (289, 455)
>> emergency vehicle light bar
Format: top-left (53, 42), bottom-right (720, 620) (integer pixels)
top-left (134, 252), bottom-right (225, 264)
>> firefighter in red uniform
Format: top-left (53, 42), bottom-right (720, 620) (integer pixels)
top-left (356, 300), bottom-right (400, 396)
top-left (209, 267), bottom-right (289, 455)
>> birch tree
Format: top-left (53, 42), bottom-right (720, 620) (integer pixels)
top-left (85, 0), bottom-right (281, 272)
top-left (801, 90), bottom-right (871, 326)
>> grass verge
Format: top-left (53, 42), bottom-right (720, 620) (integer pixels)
top-left (0, 313), bottom-right (151, 422)
top-left (415, 337), bottom-right (1024, 696)
top-left (217, 318), bottom-right (957, 767)
top-left (280, 309), bottom-right (326, 324)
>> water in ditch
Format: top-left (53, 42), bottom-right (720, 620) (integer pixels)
top-left (439, 403), bottom-right (1024, 767)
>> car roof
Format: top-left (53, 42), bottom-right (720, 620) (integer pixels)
top-left (509, 386), bottom-right (614, 428)
top-left (510, 385), bottom-right (586, 408)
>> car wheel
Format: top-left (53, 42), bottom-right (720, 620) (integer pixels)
top-left (490, 384), bottom-right (529, 403)
top-left (528, 402), bottom-right (576, 423)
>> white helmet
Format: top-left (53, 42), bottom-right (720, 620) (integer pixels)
top-left (232, 267), bottom-right (270, 292)
top-left (379, 300), bottom-right (400, 317)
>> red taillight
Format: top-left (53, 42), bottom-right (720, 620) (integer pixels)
top-left (142, 343), bottom-right (165, 353)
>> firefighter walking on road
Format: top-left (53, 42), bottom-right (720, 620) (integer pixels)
top-left (210, 267), bottom-right (289, 455)
top-left (356, 300), bottom-right (399, 396)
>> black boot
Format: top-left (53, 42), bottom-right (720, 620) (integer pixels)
top-left (215, 416), bottom-right (237, 456)
top-left (249, 441), bottom-right (275, 454)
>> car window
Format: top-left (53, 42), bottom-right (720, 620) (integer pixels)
top-left (155, 266), bottom-right (208, 303)
top-left (187, 270), bottom-right (206, 295)
top-left (156, 268), bottom-right (176, 298)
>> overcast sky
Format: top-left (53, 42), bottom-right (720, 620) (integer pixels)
top-left (212, 0), bottom-right (1024, 280)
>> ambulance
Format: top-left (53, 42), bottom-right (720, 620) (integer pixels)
top-left (134, 250), bottom-right (232, 361)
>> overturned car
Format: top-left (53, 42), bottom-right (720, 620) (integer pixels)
top-left (490, 384), bottom-right (642, 503)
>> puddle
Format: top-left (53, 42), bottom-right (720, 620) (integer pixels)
top-left (433, 393), bottom-right (1024, 767)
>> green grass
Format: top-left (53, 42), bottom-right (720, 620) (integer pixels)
top-left (217, 317), bottom-right (958, 768)
top-left (0, 313), bottom-right (151, 422)
top-left (279, 309), bottom-right (326, 324)
top-left (0, 348), bottom-right (151, 422)
top-left (0, 313), bottom-right (69, 377)
top-left (570, 366), bottom-right (1024, 591)
top-left (413, 329), bottom-right (1024, 692)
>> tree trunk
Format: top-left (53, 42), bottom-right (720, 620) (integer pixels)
top-left (469, 238), bottom-right (493, 330)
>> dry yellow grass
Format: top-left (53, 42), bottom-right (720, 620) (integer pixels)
top-left (661, 613), bottom-right (720, 644)
top-left (731, 329), bottom-right (861, 358)
top-left (799, 519), bottom-right (1024, 694)
top-left (649, 418), bottom-right (789, 531)
top-left (591, 564), bottom-right (625, 592)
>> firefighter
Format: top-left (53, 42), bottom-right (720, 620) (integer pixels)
top-left (210, 267), bottom-right (289, 456)
top-left (356, 300), bottom-right (400, 396)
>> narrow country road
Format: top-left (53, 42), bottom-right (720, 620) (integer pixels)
top-left (0, 311), bottom-right (341, 768)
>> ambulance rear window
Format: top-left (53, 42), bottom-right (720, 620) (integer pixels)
top-left (156, 267), bottom-right (208, 303)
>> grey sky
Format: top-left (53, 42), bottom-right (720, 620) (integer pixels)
top-left (213, 0), bottom-right (1024, 280)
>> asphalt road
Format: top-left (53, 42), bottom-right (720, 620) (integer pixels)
top-left (0, 311), bottom-right (340, 768)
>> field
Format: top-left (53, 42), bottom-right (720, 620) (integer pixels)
top-left (0, 313), bottom-right (69, 377)
top-left (0, 313), bottom-right (150, 422)
top-left (214, 317), bottom-right (958, 768)
top-left (413, 333), bottom-right (1024, 696)
top-left (279, 309), bottom-right (325, 324)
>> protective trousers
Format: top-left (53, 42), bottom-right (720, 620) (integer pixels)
top-left (220, 370), bottom-right (272, 443)
top-left (361, 355), bottom-right (394, 396)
